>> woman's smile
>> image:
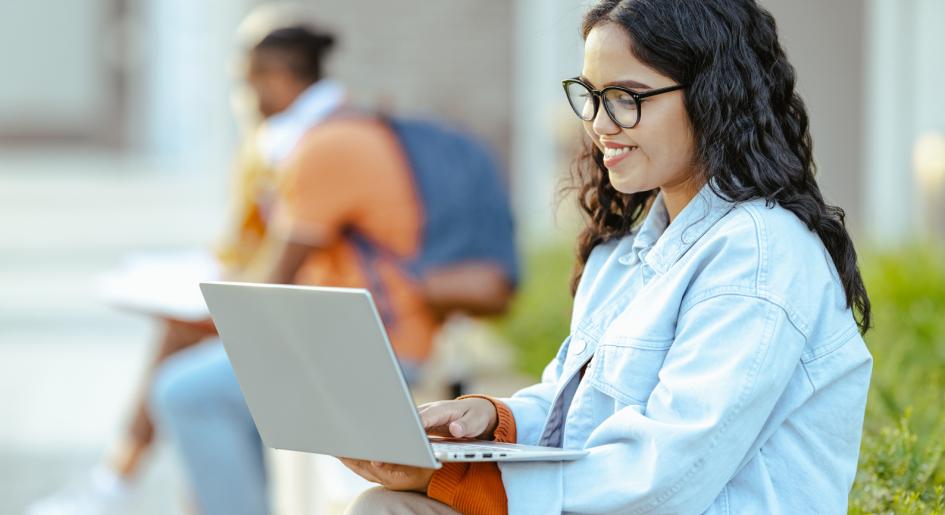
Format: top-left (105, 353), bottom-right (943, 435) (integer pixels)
top-left (601, 142), bottom-right (638, 168)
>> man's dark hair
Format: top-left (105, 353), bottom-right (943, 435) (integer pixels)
top-left (254, 25), bottom-right (337, 83)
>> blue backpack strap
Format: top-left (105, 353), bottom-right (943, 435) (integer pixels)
top-left (344, 229), bottom-right (400, 332)
top-left (326, 110), bottom-right (409, 333)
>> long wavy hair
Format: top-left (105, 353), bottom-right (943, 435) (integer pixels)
top-left (570, 0), bottom-right (871, 333)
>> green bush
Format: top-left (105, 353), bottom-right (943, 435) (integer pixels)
top-left (491, 243), bottom-right (575, 378)
top-left (492, 243), bottom-right (945, 512)
top-left (850, 410), bottom-right (945, 514)
top-left (851, 246), bottom-right (945, 513)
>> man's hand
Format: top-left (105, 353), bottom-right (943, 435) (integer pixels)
top-left (338, 458), bottom-right (436, 493)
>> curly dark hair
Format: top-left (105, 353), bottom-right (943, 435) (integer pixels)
top-left (570, 0), bottom-right (871, 333)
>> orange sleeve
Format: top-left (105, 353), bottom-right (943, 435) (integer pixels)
top-left (270, 126), bottom-right (366, 246)
top-left (427, 396), bottom-right (516, 515)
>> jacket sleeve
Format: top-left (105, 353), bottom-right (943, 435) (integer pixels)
top-left (498, 294), bottom-right (807, 515)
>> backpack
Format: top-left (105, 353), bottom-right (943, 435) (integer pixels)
top-left (348, 116), bottom-right (520, 326)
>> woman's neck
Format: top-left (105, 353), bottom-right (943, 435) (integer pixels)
top-left (661, 177), bottom-right (704, 223)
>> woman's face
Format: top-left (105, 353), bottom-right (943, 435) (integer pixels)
top-left (581, 23), bottom-right (697, 197)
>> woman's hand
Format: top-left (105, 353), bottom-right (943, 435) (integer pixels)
top-left (337, 458), bottom-right (436, 493)
top-left (337, 397), bottom-right (498, 493)
top-left (419, 397), bottom-right (499, 440)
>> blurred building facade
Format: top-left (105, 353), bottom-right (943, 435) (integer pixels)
top-left (3, 0), bottom-right (943, 244)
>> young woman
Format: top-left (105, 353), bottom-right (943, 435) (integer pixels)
top-left (340, 1), bottom-right (873, 513)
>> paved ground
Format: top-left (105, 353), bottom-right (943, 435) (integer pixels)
top-left (0, 149), bottom-right (226, 515)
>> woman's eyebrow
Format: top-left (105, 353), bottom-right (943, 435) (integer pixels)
top-left (579, 75), bottom-right (652, 90)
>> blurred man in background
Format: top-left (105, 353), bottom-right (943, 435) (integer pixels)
top-left (27, 5), bottom-right (516, 515)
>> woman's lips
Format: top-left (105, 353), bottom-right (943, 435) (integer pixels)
top-left (602, 145), bottom-right (637, 168)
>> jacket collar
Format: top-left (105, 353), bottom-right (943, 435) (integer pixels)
top-left (628, 183), bottom-right (736, 274)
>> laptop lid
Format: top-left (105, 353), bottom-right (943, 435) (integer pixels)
top-left (199, 281), bottom-right (440, 469)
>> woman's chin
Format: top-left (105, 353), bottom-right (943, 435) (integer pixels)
top-left (608, 168), bottom-right (648, 195)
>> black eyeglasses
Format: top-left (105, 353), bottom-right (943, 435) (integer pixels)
top-left (562, 78), bottom-right (686, 129)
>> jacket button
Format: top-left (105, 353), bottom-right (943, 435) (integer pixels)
top-left (571, 338), bottom-right (587, 355)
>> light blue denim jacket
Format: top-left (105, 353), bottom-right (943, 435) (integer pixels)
top-left (497, 185), bottom-right (872, 514)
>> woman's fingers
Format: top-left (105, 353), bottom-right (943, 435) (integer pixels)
top-left (371, 461), bottom-right (410, 479)
top-left (377, 462), bottom-right (436, 493)
top-left (338, 457), bottom-right (382, 484)
top-left (418, 401), bottom-right (463, 436)
top-left (418, 399), bottom-right (496, 438)
top-left (339, 458), bottom-right (435, 493)
top-left (447, 408), bottom-right (488, 438)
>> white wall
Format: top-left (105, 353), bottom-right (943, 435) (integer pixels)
top-left (134, 0), bottom-right (256, 169)
top-left (0, 1), bottom-right (109, 135)
top-left (511, 0), bottom-right (585, 244)
top-left (866, 0), bottom-right (945, 244)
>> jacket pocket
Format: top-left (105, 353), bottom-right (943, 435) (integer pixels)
top-left (587, 337), bottom-right (673, 406)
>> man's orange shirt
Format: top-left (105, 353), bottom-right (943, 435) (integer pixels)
top-left (271, 117), bottom-right (440, 362)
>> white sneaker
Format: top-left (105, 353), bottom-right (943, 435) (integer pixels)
top-left (25, 465), bottom-right (129, 515)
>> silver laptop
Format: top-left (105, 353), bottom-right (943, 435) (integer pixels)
top-left (199, 281), bottom-right (587, 469)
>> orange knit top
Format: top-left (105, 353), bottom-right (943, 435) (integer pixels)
top-left (427, 396), bottom-right (516, 515)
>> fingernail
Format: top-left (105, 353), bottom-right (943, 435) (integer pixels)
top-left (450, 421), bottom-right (464, 436)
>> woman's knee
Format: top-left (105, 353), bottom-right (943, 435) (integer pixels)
top-left (344, 487), bottom-right (457, 515)
top-left (344, 487), bottom-right (400, 515)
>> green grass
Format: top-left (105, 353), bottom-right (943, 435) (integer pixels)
top-left (490, 243), bottom-right (575, 379)
top-left (850, 246), bottom-right (945, 513)
top-left (491, 243), bottom-right (945, 512)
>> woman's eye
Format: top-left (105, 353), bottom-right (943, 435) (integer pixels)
top-left (611, 94), bottom-right (636, 110)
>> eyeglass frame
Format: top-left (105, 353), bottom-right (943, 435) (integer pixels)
top-left (561, 77), bottom-right (686, 129)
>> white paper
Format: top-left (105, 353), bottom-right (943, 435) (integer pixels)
top-left (98, 250), bottom-right (220, 321)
